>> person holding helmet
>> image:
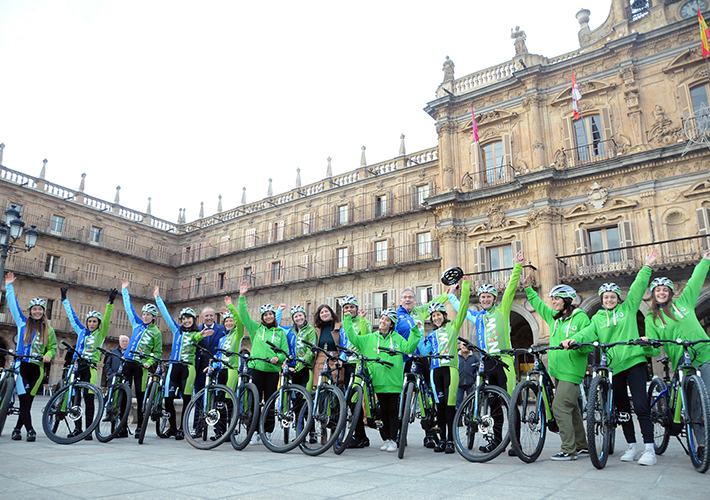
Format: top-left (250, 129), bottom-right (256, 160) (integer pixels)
top-left (60, 285), bottom-right (118, 439)
top-left (644, 251), bottom-right (710, 391)
top-left (563, 248), bottom-right (659, 466)
top-left (4, 272), bottom-right (57, 442)
top-left (342, 308), bottom-right (421, 452)
top-left (154, 286), bottom-right (214, 439)
top-left (236, 280), bottom-right (289, 440)
top-left (121, 278), bottom-right (163, 438)
top-left (522, 274), bottom-right (591, 461)
top-left (279, 304), bottom-right (316, 389)
top-left (419, 278), bottom-right (470, 454)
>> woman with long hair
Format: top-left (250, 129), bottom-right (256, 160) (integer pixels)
top-left (312, 304), bottom-right (342, 389)
top-left (4, 272), bottom-right (57, 441)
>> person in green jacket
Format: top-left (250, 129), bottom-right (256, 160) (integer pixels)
top-left (419, 278), bottom-right (470, 454)
top-left (236, 280), bottom-right (289, 440)
top-left (523, 274), bottom-right (591, 461)
top-left (221, 299), bottom-right (248, 391)
top-left (61, 286), bottom-right (117, 439)
top-left (563, 248), bottom-right (659, 466)
top-left (342, 309), bottom-right (421, 452)
top-left (644, 252), bottom-right (710, 390)
top-left (5, 272), bottom-right (58, 442)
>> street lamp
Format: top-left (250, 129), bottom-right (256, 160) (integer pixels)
top-left (0, 204), bottom-right (40, 283)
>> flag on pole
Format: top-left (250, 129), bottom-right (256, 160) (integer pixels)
top-left (699, 7), bottom-right (710, 58)
top-left (571, 71), bottom-right (582, 120)
top-left (470, 105), bottom-right (479, 142)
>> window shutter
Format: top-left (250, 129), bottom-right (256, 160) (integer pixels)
top-left (349, 202), bottom-right (355, 224)
top-left (267, 222), bottom-right (274, 243)
top-left (219, 236), bottom-right (229, 254)
top-left (679, 84), bottom-right (692, 118)
top-left (387, 237), bottom-right (394, 265)
top-left (300, 254), bottom-right (310, 279)
top-left (473, 246), bottom-right (489, 273)
top-left (325, 297), bottom-right (336, 310)
top-left (574, 228), bottom-right (591, 269)
top-left (618, 220), bottom-right (634, 262)
top-left (472, 142), bottom-right (483, 189)
top-left (363, 292), bottom-right (373, 322)
top-left (245, 227), bottom-right (256, 248)
top-left (388, 289), bottom-right (397, 308)
top-left (600, 107), bottom-right (613, 142)
top-left (562, 116), bottom-right (574, 152)
top-left (697, 207), bottom-right (710, 251)
top-left (432, 282), bottom-right (442, 297)
top-left (180, 280), bottom-right (189, 301)
top-left (303, 213), bottom-right (311, 235)
top-left (511, 239), bottom-right (523, 259)
top-left (410, 186), bottom-right (418, 211)
top-left (348, 245), bottom-right (354, 271)
top-left (277, 220), bottom-right (285, 241)
top-left (502, 134), bottom-right (512, 181)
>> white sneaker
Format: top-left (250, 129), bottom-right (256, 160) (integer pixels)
top-left (251, 433), bottom-right (261, 444)
top-left (386, 440), bottom-right (397, 452)
top-left (620, 445), bottom-right (643, 462)
top-left (638, 450), bottom-right (657, 466)
top-left (380, 440), bottom-right (391, 451)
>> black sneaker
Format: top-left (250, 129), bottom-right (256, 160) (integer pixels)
top-left (26, 429), bottom-right (36, 442)
top-left (434, 441), bottom-right (446, 453)
top-left (423, 436), bottom-right (437, 449)
top-left (444, 441), bottom-right (455, 454)
top-left (508, 447), bottom-right (517, 457)
top-left (577, 449), bottom-right (589, 457)
top-left (68, 429), bottom-right (83, 438)
top-left (11, 429), bottom-right (22, 441)
top-left (162, 428), bottom-right (177, 439)
top-left (479, 442), bottom-right (498, 454)
top-left (84, 434), bottom-right (93, 441)
top-left (134, 428), bottom-right (141, 439)
top-left (175, 430), bottom-right (184, 441)
top-left (551, 452), bottom-right (578, 461)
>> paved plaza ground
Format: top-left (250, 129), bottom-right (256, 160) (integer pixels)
top-left (0, 395), bottom-right (707, 500)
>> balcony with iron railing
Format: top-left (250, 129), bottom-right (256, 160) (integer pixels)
top-left (461, 164), bottom-right (517, 191)
top-left (560, 139), bottom-right (618, 169)
top-left (556, 235), bottom-right (709, 282)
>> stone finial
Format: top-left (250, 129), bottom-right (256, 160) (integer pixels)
top-left (79, 173), bottom-right (86, 192)
top-left (267, 178), bottom-right (273, 197)
top-left (180, 208), bottom-right (185, 224)
top-left (442, 56), bottom-right (455, 82)
top-left (177, 208), bottom-right (182, 223)
top-left (326, 157), bottom-right (332, 178)
top-left (147, 197), bottom-right (152, 215)
top-left (40, 159), bottom-right (47, 179)
top-left (399, 134), bottom-right (406, 156)
top-left (296, 168), bottom-right (301, 188)
top-left (241, 187), bottom-right (246, 205)
top-left (217, 194), bottom-right (222, 213)
top-left (511, 26), bottom-right (528, 55)
top-left (114, 186), bottom-right (121, 203)
top-left (0, 143), bottom-right (4, 166)
top-left (576, 8), bottom-right (590, 28)
top-left (360, 146), bottom-right (367, 167)
top-left (199, 201), bottom-right (204, 219)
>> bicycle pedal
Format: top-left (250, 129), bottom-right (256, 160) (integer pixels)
top-left (617, 412), bottom-right (631, 423)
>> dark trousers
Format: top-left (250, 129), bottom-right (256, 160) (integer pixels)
top-left (123, 361), bottom-right (145, 428)
top-left (484, 357), bottom-right (507, 445)
top-left (16, 362), bottom-right (41, 431)
top-left (612, 362), bottom-right (654, 444)
top-left (75, 364), bottom-right (95, 430)
top-left (433, 367), bottom-right (455, 442)
top-left (251, 370), bottom-right (279, 433)
top-left (377, 392), bottom-right (400, 442)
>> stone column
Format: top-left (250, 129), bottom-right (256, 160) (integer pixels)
top-left (525, 94), bottom-right (547, 169)
top-left (437, 120), bottom-right (456, 191)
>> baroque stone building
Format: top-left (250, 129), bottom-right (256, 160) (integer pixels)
top-left (1, 0), bottom-right (710, 385)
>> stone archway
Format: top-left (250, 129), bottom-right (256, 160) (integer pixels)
top-left (510, 303), bottom-right (538, 382)
top-left (696, 286), bottom-right (710, 336)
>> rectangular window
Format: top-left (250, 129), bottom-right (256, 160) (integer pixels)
top-left (270, 221), bottom-right (284, 243)
top-left (417, 232), bottom-right (432, 256)
top-left (126, 236), bottom-right (136, 252)
top-left (302, 213), bottom-right (311, 235)
top-left (373, 291), bottom-right (388, 318)
top-left (156, 245), bottom-right (168, 261)
top-left (90, 226), bottom-right (101, 244)
top-left (338, 205), bottom-right (349, 225)
top-left (86, 263), bottom-right (99, 282)
top-left (50, 215), bottom-right (64, 235)
top-left (44, 254), bottom-right (60, 274)
top-left (417, 185), bottom-right (430, 206)
top-left (375, 240), bottom-right (388, 263)
top-left (243, 267), bottom-right (252, 283)
top-left (375, 195), bottom-right (387, 217)
top-left (153, 278), bottom-right (165, 290)
top-left (45, 299), bottom-right (55, 320)
top-left (272, 262), bottom-right (281, 282)
top-left (481, 141), bottom-right (505, 183)
top-left (337, 247), bottom-right (349, 269)
top-left (245, 228), bottom-right (256, 248)
top-left (691, 85), bottom-right (709, 116)
top-left (574, 115), bottom-right (605, 161)
top-left (588, 227), bottom-right (621, 265)
top-left (195, 277), bottom-right (202, 295)
top-left (488, 245), bottom-right (513, 281)
top-left (218, 272), bottom-right (226, 290)
top-left (416, 286), bottom-right (433, 307)
top-left (121, 271), bottom-right (134, 282)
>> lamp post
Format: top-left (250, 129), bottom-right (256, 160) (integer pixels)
top-left (0, 204), bottom-right (40, 285)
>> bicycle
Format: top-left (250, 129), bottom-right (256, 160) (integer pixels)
top-left (508, 345), bottom-right (564, 463)
top-left (0, 348), bottom-right (44, 436)
top-left (378, 347), bottom-right (450, 459)
top-left (452, 337), bottom-right (513, 462)
top-left (298, 340), bottom-right (346, 456)
top-left (94, 347), bottom-right (132, 442)
top-left (132, 351), bottom-right (174, 444)
top-left (182, 345), bottom-right (239, 450)
top-left (257, 340), bottom-right (313, 453)
top-left (647, 338), bottom-right (710, 473)
top-left (333, 346), bottom-right (394, 454)
top-left (42, 341), bottom-right (105, 444)
top-left (218, 349), bottom-right (271, 451)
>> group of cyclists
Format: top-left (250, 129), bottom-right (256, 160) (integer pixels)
top-left (2, 246), bottom-right (710, 469)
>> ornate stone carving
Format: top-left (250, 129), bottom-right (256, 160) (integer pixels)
top-left (442, 56), bottom-right (455, 82)
top-left (646, 105), bottom-right (683, 144)
top-left (552, 149), bottom-right (567, 169)
top-left (526, 207), bottom-right (562, 227)
top-left (532, 141), bottom-right (544, 151)
top-left (511, 26), bottom-right (528, 55)
top-left (487, 203), bottom-right (506, 229)
top-left (587, 182), bottom-right (608, 209)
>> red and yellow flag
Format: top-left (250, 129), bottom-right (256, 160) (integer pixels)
top-left (699, 7), bottom-right (710, 58)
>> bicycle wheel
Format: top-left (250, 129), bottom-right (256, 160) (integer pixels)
top-left (138, 381), bottom-right (157, 444)
top-left (95, 383), bottom-right (131, 443)
top-left (509, 380), bottom-right (547, 463)
top-left (42, 382), bottom-right (104, 444)
top-left (586, 376), bottom-right (612, 469)
top-left (682, 374), bottom-right (710, 473)
top-left (647, 377), bottom-right (670, 455)
top-left (183, 384), bottom-right (238, 450)
top-left (231, 383), bottom-right (259, 451)
top-left (0, 376), bottom-right (16, 437)
top-left (453, 385), bottom-right (511, 462)
top-left (154, 389), bottom-right (169, 439)
top-left (299, 385), bottom-right (346, 456)
top-left (260, 384), bottom-right (313, 453)
top-left (333, 384), bottom-right (363, 455)
top-left (398, 382), bottom-right (416, 459)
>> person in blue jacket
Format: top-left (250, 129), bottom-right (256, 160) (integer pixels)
top-left (194, 306), bottom-right (227, 394)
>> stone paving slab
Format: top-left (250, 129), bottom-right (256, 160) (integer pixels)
top-left (0, 396), bottom-right (707, 500)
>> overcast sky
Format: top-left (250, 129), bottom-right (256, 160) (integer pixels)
top-left (0, 0), bottom-right (610, 223)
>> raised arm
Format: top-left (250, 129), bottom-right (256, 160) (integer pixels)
top-left (61, 288), bottom-right (85, 335)
top-left (154, 286), bottom-right (179, 335)
top-left (500, 251), bottom-right (524, 316)
top-left (452, 278), bottom-right (471, 332)
top-left (4, 273), bottom-right (26, 325)
top-left (121, 279), bottom-right (142, 328)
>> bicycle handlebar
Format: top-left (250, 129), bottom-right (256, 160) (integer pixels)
top-left (377, 347), bottom-right (452, 361)
top-left (215, 347), bottom-right (272, 365)
top-left (302, 340), bottom-right (341, 361)
top-left (0, 347), bottom-right (43, 363)
top-left (264, 340), bottom-right (312, 368)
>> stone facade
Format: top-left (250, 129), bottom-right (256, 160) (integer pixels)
top-left (2, 0), bottom-right (710, 385)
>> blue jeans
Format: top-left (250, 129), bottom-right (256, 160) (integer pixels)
top-left (456, 384), bottom-right (473, 409)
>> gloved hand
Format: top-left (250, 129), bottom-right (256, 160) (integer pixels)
top-left (108, 288), bottom-right (118, 304)
top-left (60, 287), bottom-right (69, 301)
